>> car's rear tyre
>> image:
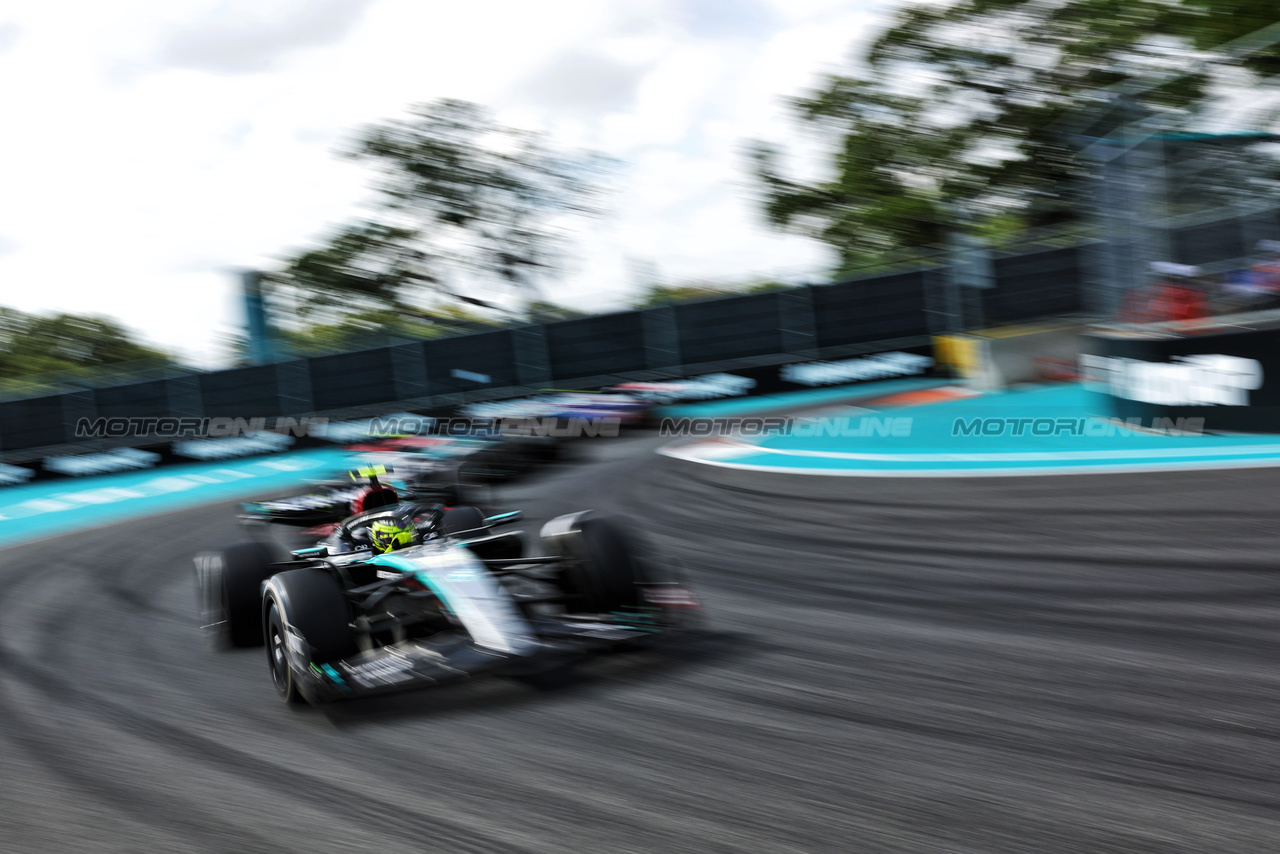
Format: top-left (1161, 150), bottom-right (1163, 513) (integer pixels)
top-left (542, 513), bottom-right (642, 613)
top-left (441, 506), bottom-right (487, 537)
top-left (264, 569), bottom-right (357, 705)
top-left (195, 542), bottom-right (276, 647)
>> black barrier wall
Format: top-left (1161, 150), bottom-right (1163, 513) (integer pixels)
top-left (546, 313), bottom-right (649, 380)
top-left (986, 247), bottom-right (1086, 324)
top-left (200, 365), bottom-right (284, 420)
top-left (309, 348), bottom-right (399, 411)
top-left (422, 330), bottom-right (520, 396)
top-left (811, 271), bottom-right (931, 348)
top-left (0, 242), bottom-right (1096, 458)
top-left (675, 292), bottom-right (786, 364)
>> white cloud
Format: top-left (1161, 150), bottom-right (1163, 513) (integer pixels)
top-left (0, 0), bottom-right (881, 367)
top-left (669, 0), bottom-right (782, 41)
top-left (507, 50), bottom-right (650, 116)
top-left (150, 0), bottom-right (380, 75)
top-left (0, 21), bottom-right (20, 53)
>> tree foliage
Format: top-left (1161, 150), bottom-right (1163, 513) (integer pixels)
top-left (525, 299), bottom-right (589, 321)
top-left (270, 99), bottom-right (612, 323)
top-left (1176, 2), bottom-right (1280, 78)
top-left (269, 305), bottom-right (498, 358)
top-left (0, 308), bottom-right (172, 382)
top-left (631, 277), bottom-right (791, 308)
top-left (631, 284), bottom-right (737, 308)
top-left (751, 0), bottom-right (1280, 276)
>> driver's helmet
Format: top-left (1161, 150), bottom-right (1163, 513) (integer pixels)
top-left (369, 508), bottom-right (421, 553)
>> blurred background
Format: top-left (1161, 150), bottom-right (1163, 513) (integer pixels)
top-left (1, 0), bottom-right (1277, 462)
top-left (0, 0), bottom-right (1274, 382)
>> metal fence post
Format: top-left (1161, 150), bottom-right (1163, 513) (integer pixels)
top-left (390, 343), bottom-right (430, 402)
top-left (276, 360), bottom-right (314, 415)
top-left (166, 372), bottom-right (202, 419)
top-left (60, 389), bottom-right (97, 449)
top-left (778, 287), bottom-right (818, 357)
top-left (921, 268), bottom-right (952, 336)
top-left (512, 325), bottom-right (552, 388)
top-left (642, 305), bottom-right (680, 370)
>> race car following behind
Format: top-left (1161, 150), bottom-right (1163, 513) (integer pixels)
top-left (346, 433), bottom-right (565, 484)
top-left (195, 483), bottom-right (701, 705)
top-left (237, 464), bottom-right (447, 534)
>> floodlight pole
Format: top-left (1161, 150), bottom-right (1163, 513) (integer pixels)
top-left (238, 269), bottom-right (275, 365)
top-left (943, 202), bottom-right (993, 333)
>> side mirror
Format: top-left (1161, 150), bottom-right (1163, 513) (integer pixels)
top-left (292, 545), bottom-right (329, 559)
top-left (483, 510), bottom-right (522, 526)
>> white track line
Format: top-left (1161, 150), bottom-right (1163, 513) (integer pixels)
top-left (658, 443), bottom-right (1280, 478)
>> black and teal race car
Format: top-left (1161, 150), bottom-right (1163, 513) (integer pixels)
top-left (238, 432), bottom-right (566, 537)
top-left (236, 465), bottom-right (449, 536)
top-left (195, 487), bottom-right (701, 706)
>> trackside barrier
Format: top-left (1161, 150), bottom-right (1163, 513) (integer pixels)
top-left (0, 244), bottom-right (1097, 462)
top-left (1082, 308), bottom-right (1280, 433)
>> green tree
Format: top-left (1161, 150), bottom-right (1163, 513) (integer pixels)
top-left (525, 299), bottom-right (588, 322)
top-left (630, 275), bottom-right (799, 308)
top-left (631, 283), bottom-right (739, 308)
top-left (268, 306), bottom-right (502, 358)
top-left (751, 1), bottom-right (1280, 277)
top-left (1174, 3), bottom-right (1280, 77)
top-left (270, 99), bottom-right (612, 326)
top-left (0, 308), bottom-right (173, 383)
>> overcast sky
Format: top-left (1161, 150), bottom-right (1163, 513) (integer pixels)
top-left (0, 0), bottom-right (884, 366)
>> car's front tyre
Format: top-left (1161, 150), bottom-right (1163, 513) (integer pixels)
top-left (263, 569), bottom-right (357, 705)
top-left (541, 512), bottom-right (643, 613)
top-left (265, 603), bottom-right (304, 704)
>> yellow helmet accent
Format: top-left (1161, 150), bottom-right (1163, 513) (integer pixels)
top-left (349, 464), bottom-right (392, 481)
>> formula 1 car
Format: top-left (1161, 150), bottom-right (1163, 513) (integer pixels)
top-left (346, 433), bottom-right (566, 483)
top-left (244, 435), bottom-right (562, 535)
top-left (195, 479), bottom-right (700, 705)
top-left (463, 392), bottom-right (651, 429)
top-left (237, 463), bottom-right (455, 534)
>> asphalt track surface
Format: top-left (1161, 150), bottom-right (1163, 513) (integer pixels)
top-left (3, 433), bottom-right (1280, 853)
